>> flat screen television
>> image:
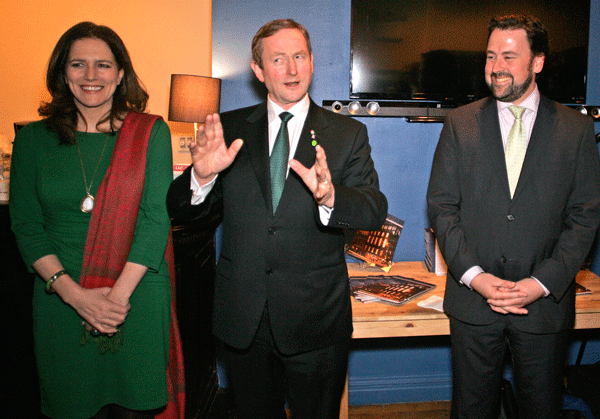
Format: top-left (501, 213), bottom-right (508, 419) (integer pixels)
top-left (350, 0), bottom-right (590, 105)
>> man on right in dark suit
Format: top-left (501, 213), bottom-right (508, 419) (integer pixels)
top-left (427, 14), bottom-right (600, 419)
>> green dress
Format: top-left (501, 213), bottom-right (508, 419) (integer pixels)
top-left (9, 118), bottom-right (173, 419)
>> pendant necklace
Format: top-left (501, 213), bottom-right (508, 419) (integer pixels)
top-left (76, 135), bottom-right (109, 213)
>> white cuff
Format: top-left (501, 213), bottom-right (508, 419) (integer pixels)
top-left (461, 265), bottom-right (484, 288)
top-left (318, 205), bottom-right (333, 225)
top-left (190, 171), bottom-right (217, 205)
top-left (531, 277), bottom-right (551, 297)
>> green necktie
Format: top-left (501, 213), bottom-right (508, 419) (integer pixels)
top-left (505, 105), bottom-right (527, 198)
top-left (270, 112), bottom-right (293, 213)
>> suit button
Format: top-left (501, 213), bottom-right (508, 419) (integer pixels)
top-left (500, 256), bottom-right (507, 263)
top-left (266, 269), bottom-right (273, 275)
top-left (507, 214), bottom-right (515, 221)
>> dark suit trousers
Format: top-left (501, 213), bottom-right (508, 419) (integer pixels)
top-left (449, 316), bottom-right (570, 419)
top-left (219, 305), bottom-right (350, 419)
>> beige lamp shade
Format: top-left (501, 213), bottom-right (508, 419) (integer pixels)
top-left (168, 74), bottom-right (221, 123)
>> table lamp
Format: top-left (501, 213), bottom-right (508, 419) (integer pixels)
top-left (168, 74), bottom-right (221, 137)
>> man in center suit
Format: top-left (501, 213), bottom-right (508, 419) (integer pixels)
top-left (427, 14), bottom-right (600, 419)
top-left (167, 19), bottom-right (387, 419)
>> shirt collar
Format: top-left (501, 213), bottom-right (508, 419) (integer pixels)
top-left (267, 94), bottom-right (310, 123)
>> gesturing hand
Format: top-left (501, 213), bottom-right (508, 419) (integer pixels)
top-left (190, 113), bottom-right (243, 185)
top-left (289, 144), bottom-right (335, 207)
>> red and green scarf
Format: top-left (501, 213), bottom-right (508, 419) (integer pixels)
top-left (80, 112), bottom-right (185, 419)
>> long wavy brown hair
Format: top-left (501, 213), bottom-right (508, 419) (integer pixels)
top-left (38, 22), bottom-right (149, 144)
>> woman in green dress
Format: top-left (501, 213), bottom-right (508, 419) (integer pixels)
top-left (10, 22), bottom-right (181, 419)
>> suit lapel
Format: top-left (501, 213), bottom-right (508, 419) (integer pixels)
top-left (244, 104), bottom-right (272, 209)
top-left (478, 98), bottom-right (511, 197)
top-left (511, 96), bottom-right (557, 200)
top-left (292, 101), bottom-right (326, 168)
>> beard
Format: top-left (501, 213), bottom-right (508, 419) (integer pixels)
top-left (487, 60), bottom-right (534, 103)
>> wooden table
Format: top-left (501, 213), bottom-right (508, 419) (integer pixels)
top-left (339, 262), bottom-right (600, 419)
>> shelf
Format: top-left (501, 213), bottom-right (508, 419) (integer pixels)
top-left (322, 100), bottom-right (450, 122)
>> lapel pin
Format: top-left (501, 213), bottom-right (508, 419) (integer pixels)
top-left (310, 130), bottom-right (317, 147)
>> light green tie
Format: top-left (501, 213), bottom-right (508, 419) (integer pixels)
top-left (270, 112), bottom-right (293, 213)
top-left (505, 105), bottom-right (527, 198)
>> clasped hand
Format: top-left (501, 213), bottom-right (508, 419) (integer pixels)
top-left (471, 273), bottom-right (545, 315)
top-left (75, 287), bottom-right (130, 335)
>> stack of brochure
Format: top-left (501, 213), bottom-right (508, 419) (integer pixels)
top-left (350, 274), bottom-right (436, 306)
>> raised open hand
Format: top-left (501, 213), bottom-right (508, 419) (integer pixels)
top-left (189, 113), bottom-right (243, 185)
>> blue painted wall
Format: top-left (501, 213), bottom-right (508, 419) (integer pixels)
top-left (213, 0), bottom-right (600, 405)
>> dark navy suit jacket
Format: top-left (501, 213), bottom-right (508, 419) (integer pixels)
top-left (427, 95), bottom-right (600, 333)
top-left (168, 99), bottom-right (387, 354)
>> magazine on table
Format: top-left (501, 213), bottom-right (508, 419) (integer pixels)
top-left (349, 274), bottom-right (436, 306)
top-left (345, 214), bottom-right (404, 268)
